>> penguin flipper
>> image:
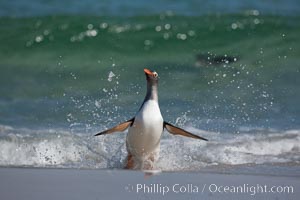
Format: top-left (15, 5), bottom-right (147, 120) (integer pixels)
top-left (94, 118), bottom-right (134, 136)
top-left (164, 122), bottom-right (208, 141)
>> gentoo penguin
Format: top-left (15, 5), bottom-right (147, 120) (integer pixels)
top-left (95, 68), bottom-right (208, 170)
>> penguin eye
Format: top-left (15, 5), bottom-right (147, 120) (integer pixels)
top-left (153, 72), bottom-right (158, 77)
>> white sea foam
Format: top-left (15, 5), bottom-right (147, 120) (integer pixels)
top-left (0, 125), bottom-right (299, 170)
top-left (157, 128), bottom-right (300, 170)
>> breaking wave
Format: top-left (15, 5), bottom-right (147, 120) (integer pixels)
top-left (0, 124), bottom-right (299, 170)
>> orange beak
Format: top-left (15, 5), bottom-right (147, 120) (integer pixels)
top-left (144, 68), bottom-right (153, 76)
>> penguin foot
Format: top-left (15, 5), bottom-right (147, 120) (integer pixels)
top-left (124, 154), bottom-right (135, 169)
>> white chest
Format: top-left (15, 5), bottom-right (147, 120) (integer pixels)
top-left (126, 100), bottom-right (164, 156)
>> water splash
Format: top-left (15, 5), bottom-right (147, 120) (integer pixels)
top-left (107, 71), bottom-right (115, 82)
top-left (1, 125), bottom-right (299, 170)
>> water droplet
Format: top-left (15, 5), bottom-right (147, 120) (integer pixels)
top-left (176, 33), bottom-right (187, 40)
top-left (86, 29), bottom-right (98, 37)
top-left (231, 23), bottom-right (238, 30)
top-left (188, 30), bottom-right (195, 36)
top-left (155, 26), bottom-right (162, 32)
top-left (87, 24), bottom-right (93, 29)
top-left (144, 40), bottom-right (153, 46)
top-left (35, 35), bottom-right (43, 43)
top-left (163, 33), bottom-right (170, 40)
top-left (253, 18), bottom-right (260, 25)
top-left (108, 71), bottom-right (115, 82)
top-left (43, 29), bottom-right (50, 35)
top-left (164, 24), bottom-right (171, 30)
top-left (100, 22), bottom-right (108, 29)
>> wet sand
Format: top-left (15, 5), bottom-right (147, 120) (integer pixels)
top-left (0, 167), bottom-right (299, 200)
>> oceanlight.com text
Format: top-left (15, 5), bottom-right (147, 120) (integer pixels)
top-left (208, 183), bottom-right (294, 195)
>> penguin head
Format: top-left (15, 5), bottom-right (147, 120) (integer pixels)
top-left (144, 68), bottom-right (158, 83)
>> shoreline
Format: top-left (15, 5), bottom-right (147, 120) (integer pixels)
top-left (1, 161), bottom-right (300, 178)
top-left (1, 167), bottom-right (299, 200)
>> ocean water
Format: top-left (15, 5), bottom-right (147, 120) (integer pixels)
top-left (1, 0), bottom-right (300, 16)
top-left (0, 1), bottom-right (300, 170)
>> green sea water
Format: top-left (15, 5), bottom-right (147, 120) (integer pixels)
top-left (0, 12), bottom-right (300, 169)
top-left (0, 14), bottom-right (299, 131)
